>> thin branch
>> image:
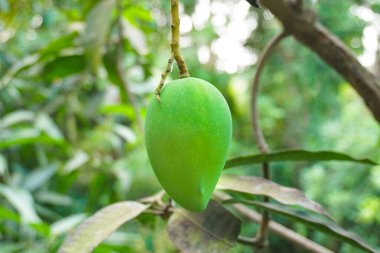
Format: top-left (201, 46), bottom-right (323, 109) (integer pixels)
top-left (251, 31), bottom-right (288, 154)
top-left (116, 3), bottom-right (144, 132)
top-left (155, 54), bottom-right (174, 101)
top-left (250, 31), bottom-right (288, 245)
top-left (238, 236), bottom-right (260, 246)
top-left (214, 192), bottom-right (334, 253)
top-left (170, 0), bottom-right (190, 78)
top-left (144, 209), bottom-right (164, 215)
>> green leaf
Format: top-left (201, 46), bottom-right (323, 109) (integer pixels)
top-left (38, 32), bottom-right (79, 59)
top-left (167, 201), bottom-right (241, 253)
top-left (0, 54), bottom-right (40, 89)
top-left (23, 164), bottom-right (58, 191)
top-left (0, 110), bottom-right (35, 129)
top-left (35, 113), bottom-right (64, 140)
top-left (62, 150), bottom-right (89, 174)
top-left (51, 214), bottom-right (87, 236)
top-left (29, 222), bottom-right (51, 238)
top-left (225, 150), bottom-right (377, 169)
top-left (370, 3), bottom-right (380, 13)
top-left (123, 20), bottom-right (148, 55)
top-left (36, 191), bottom-right (72, 206)
top-left (0, 243), bottom-right (26, 253)
top-left (216, 175), bottom-right (332, 219)
top-left (0, 128), bottom-right (64, 149)
top-left (0, 154), bottom-right (7, 176)
top-left (102, 50), bottom-right (131, 103)
top-left (124, 6), bottom-right (153, 26)
top-left (42, 54), bottom-right (85, 80)
top-left (113, 124), bottom-right (137, 143)
top-left (0, 32), bottom-right (79, 89)
top-left (58, 201), bottom-right (148, 253)
top-left (0, 206), bottom-right (20, 223)
top-left (0, 185), bottom-right (41, 223)
top-left (226, 200), bottom-right (379, 253)
top-left (83, 0), bottom-right (116, 73)
top-left (99, 104), bottom-right (134, 118)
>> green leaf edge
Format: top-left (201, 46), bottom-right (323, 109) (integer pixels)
top-left (225, 149), bottom-right (378, 169)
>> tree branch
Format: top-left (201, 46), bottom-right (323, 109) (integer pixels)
top-left (251, 31), bottom-right (288, 154)
top-left (238, 236), bottom-right (260, 246)
top-left (214, 192), bottom-right (334, 253)
top-left (251, 31), bottom-right (288, 246)
top-left (257, 0), bottom-right (380, 124)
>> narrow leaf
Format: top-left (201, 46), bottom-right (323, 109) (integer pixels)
top-left (0, 206), bottom-right (20, 223)
top-left (51, 214), bottom-right (87, 236)
top-left (123, 19), bottom-right (148, 55)
top-left (216, 175), bottom-right (332, 219)
top-left (23, 164), bottom-right (58, 191)
top-left (227, 200), bottom-right (378, 253)
top-left (62, 150), bottom-right (89, 174)
top-left (58, 201), bottom-right (148, 253)
top-left (0, 154), bottom-right (7, 176)
top-left (35, 113), bottom-right (64, 140)
top-left (225, 150), bottom-right (377, 169)
top-left (42, 54), bottom-right (85, 80)
top-left (1, 54), bottom-right (40, 88)
top-left (83, 0), bottom-right (116, 73)
top-left (39, 32), bottom-right (79, 58)
top-left (0, 185), bottom-right (40, 223)
top-left (0, 128), bottom-right (64, 149)
top-left (167, 201), bottom-right (241, 253)
top-left (0, 110), bottom-right (34, 129)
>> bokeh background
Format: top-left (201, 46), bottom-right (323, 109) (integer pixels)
top-left (1, 0), bottom-right (380, 252)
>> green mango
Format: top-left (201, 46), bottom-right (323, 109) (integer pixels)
top-left (145, 77), bottom-right (232, 212)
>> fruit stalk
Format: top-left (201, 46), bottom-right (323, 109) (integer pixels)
top-left (155, 54), bottom-right (174, 101)
top-left (170, 0), bottom-right (190, 78)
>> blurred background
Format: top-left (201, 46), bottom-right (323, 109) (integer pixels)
top-left (0, 0), bottom-right (380, 252)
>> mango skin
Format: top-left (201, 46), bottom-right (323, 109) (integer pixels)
top-left (145, 77), bottom-right (232, 212)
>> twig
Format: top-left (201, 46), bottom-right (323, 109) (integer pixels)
top-left (238, 236), bottom-right (260, 246)
top-left (213, 192), bottom-right (334, 253)
top-left (250, 31), bottom-right (288, 245)
top-left (116, 3), bottom-right (144, 132)
top-left (155, 54), bottom-right (174, 101)
top-left (144, 209), bottom-right (164, 215)
top-left (154, 0), bottom-right (189, 100)
top-left (251, 31), bottom-right (288, 154)
top-left (170, 0), bottom-right (190, 78)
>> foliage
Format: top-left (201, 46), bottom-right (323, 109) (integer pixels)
top-left (1, 0), bottom-right (380, 252)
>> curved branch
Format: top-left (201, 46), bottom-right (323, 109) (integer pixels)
top-left (250, 31), bottom-right (288, 245)
top-left (257, 0), bottom-right (380, 124)
top-left (251, 31), bottom-right (288, 154)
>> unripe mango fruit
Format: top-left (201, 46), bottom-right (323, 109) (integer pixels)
top-left (145, 77), bottom-right (232, 212)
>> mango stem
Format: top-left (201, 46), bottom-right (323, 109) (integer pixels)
top-left (155, 54), bottom-right (174, 101)
top-left (170, 0), bottom-right (190, 79)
